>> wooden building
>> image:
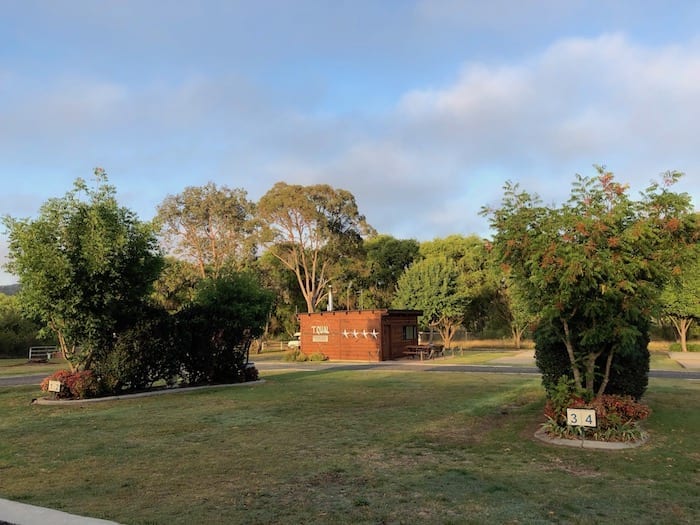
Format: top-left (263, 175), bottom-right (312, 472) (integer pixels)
top-left (297, 309), bottom-right (422, 361)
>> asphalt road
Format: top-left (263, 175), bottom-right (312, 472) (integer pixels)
top-left (2, 361), bottom-right (699, 388)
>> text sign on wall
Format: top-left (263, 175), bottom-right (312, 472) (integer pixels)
top-left (566, 408), bottom-right (597, 427)
top-left (312, 335), bottom-right (329, 343)
top-left (48, 380), bottom-right (62, 393)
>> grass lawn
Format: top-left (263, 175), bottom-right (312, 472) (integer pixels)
top-left (0, 358), bottom-right (67, 377)
top-left (1, 370), bottom-right (698, 524)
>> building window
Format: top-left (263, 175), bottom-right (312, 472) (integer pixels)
top-left (402, 325), bottom-right (417, 340)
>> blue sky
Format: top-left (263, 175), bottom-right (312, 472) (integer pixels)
top-left (1, 0), bottom-right (698, 285)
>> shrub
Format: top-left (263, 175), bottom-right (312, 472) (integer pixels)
top-left (40, 370), bottom-right (100, 399)
top-left (91, 306), bottom-right (179, 394)
top-left (534, 317), bottom-right (650, 400)
top-left (244, 365), bottom-right (259, 382)
top-left (308, 352), bottom-right (328, 361)
top-left (283, 349), bottom-right (308, 362)
top-left (174, 273), bottom-right (272, 385)
top-left (669, 342), bottom-right (700, 352)
top-left (541, 377), bottom-right (650, 442)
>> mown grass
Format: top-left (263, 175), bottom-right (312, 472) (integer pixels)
top-left (0, 357), bottom-right (67, 377)
top-left (1, 370), bottom-right (698, 524)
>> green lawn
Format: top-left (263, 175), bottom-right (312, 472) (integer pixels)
top-left (1, 370), bottom-right (698, 524)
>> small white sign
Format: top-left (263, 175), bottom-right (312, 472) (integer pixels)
top-left (567, 408), bottom-right (597, 427)
top-left (48, 380), bottom-right (62, 393)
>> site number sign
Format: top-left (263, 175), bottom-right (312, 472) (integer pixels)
top-left (566, 408), bottom-right (597, 427)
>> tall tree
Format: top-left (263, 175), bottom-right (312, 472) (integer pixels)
top-left (155, 182), bottom-right (256, 278)
top-left (361, 235), bottom-right (420, 308)
top-left (392, 256), bottom-right (470, 349)
top-left (484, 167), bottom-right (697, 398)
top-left (3, 169), bottom-right (163, 371)
top-left (256, 182), bottom-right (374, 313)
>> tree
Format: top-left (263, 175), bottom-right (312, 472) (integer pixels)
top-left (0, 293), bottom-right (52, 357)
top-left (361, 235), bottom-right (420, 308)
top-left (392, 256), bottom-right (470, 349)
top-left (256, 182), bottom-right (374, 313)
top-left (3, 169), bottom-right (163, 372)
top-left (151, 257), bottom-right (201, 313)
top-left (484, 167), bottom-right (697, 398)
top-left (175, 272), bottom-right (273, 384)
top-left (420, 235), bottom-right (494, 334)
top-left (660, 242), bottom-right (700, 351)
top-left (155, 182), bottom-right (256, 278)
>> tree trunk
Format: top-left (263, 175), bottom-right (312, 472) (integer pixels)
top-left (561, 320), bottom-right (583, 391)
top-left (669, 316), bottom-right (693, 352)
top-left (597, 348), bottom-right (615, 398)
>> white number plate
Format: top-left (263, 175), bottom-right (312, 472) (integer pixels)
top-left (566, 408), bottom-right (597, 427)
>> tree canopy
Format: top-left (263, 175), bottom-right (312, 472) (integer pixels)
top-left (3, 170), bottom-right (163, 371)
top-left (484, 167), bottom-right (697, 397)
top-left (155, 182), bottom-right (256, 278)
top-left (256, 182), bottom-right (375, 313)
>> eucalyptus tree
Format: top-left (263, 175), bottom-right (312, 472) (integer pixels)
top-left (3, 169), bottom-right (163, 371)
top-left (256, 182), bottom-right (375, 313)
top-left (484, 167), bottom-right (697, 398)
top-left (155, 182), bottom-right (256, 278)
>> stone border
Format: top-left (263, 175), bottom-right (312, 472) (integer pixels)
top-left (534, 427), bottom-right (649, 450)
top-left (32, 379), bottom-right (265, 406)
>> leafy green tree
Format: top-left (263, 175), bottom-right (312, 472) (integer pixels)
top-left (256, 182), bottom-right (374, 313)
top-left (3, 169), bottom-right (163, 372)
top-left (175, 272), bottom-right (273, 384)
top-left (484, 167), bottom-right (697, 398)
top-left (360, 235), bottom-right (420, 308)
top-left (155, 182), bottom-right (256, 278)
top-left (151, 257), bottom-right (201, 313)
top-left (660, 242), bottom-right (700, 351)
top-left (392, 256), bottom-right (470, 348)
top-left (420, 235), bottom-right (494, 334)
top-left (0, 293), bottom-right (52, 357)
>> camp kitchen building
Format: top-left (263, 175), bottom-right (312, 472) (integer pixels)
top-left (296, 309), bottom-right (422, 361)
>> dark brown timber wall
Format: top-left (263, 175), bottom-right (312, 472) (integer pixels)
top-left (297, 309), bottom-right (421, 361)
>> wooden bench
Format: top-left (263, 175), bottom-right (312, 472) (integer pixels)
top-left (28, 346), bottom-right (59, 362)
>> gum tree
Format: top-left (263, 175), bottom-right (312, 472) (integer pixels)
top-left (155, 182), bottom-right (256, 278)
top-left (256, 182), bottom-right (374, 313)
top-left (484, 167), bottom-right (697, 398)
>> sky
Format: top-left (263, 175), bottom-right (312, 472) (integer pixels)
top-left (1, 0), bottom-right (698, 285)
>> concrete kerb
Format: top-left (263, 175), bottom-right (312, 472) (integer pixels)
top-left (32, 379), bottom-right (266, 406)
top-left (534, 427), bottom-right (649, 450)
top-left (0, 497), bottom-right (121, 525)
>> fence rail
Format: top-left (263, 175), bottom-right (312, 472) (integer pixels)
top-left (28, 346), bottom-right (59, 361)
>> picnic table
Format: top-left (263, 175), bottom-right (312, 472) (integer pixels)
top-left (403, 344), bottom-right (444, 360)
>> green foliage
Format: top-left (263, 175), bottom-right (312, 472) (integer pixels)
top-left (660, 242), bottom-right (700, 351)
top-left (534, 317), bottom-right (650, 400)
top-left (155, 182), bottom-right (256, 278)
top-left (91, 305), bottom-right (180, 394)
top-left (542, 382), bottom-right (651, 442)
top-left (360, 235), bottom-right (420, 308)
top-left (175, 272), bottom-right (273, 384)
top-left (392, 255), bottom-right (470, 347)
top-left (151, 257), bottom-right (201, 313)
top-left (308, 352), bottom-right (328, 361)
top-left (3, 169), bottom-right (163, 371)
top-left (669, 342), bottom-right (700, 352)
top-left (0, 293), bottom-right (52, 357)
top-left (283, 348), bottom-right (308, 362)
top-left (485, 167), bottom-right (697, 397)
top-left (257, 181), bottom-right (375, 313)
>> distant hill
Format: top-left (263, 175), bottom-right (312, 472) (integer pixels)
top-left (0, 283), bottom-right (20, 296)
